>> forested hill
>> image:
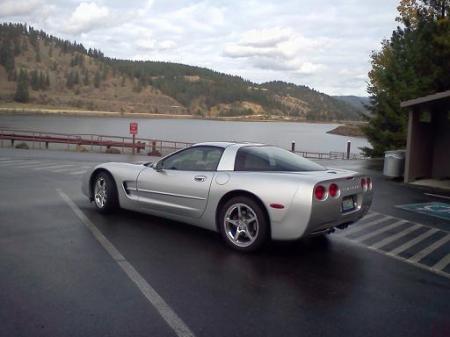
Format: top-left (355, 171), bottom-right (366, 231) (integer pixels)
top-left (0, 23), bottom-right (362, 121)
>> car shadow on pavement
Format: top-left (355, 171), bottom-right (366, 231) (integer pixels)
top-left (80, 202), bottom-right (364, 304)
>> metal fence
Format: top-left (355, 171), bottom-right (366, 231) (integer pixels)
top-left (0, 128), bottom-right (365, 159)
top-left (294, 150), bottom-right (365, 160)
top-left (0, 129), bottom-right (192, 156)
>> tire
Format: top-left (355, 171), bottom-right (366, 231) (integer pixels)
top-left (218, 196), bottom-right (269, 252)
top-left (92, 171), bottom-right (119, 213)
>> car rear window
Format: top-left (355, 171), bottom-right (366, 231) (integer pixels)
top-left (234, 146), bottom-right (326, 172)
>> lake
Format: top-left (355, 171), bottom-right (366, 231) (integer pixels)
top-left (0, 115), bottom-right (370, 153)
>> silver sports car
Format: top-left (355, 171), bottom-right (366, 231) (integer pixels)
top-left (82, 142), bottom-right (373, 251)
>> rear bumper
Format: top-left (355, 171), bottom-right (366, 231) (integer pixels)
top-left (270, 190), bottom-right (373, 240)
top-left (306, 202), bottom-right (371, 235)
top-left (304, 191), bottom-right (373, 236)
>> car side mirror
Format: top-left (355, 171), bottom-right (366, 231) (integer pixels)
top-left (153, 161), bottom-right (164, 172)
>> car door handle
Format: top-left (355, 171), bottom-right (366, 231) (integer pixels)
top-left (194, 175), bottom-right (207, 182)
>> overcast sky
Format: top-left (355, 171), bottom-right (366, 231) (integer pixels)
top-left (0, 0), bottom-right (400, 96)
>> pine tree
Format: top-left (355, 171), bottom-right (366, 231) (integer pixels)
top-left (94, 71), bottom-right (101, 88)
top-left (39, 71), bottom-right (45, 90)
top-left (362, 0), bottom-right (450, 157)
top-left (15, 69), bottom-right (30, 103)
top-left (30, 70), bottom-right (39, 90)
top-left (35, 47), bottom-right (41, 63)
top-left (0, 40), bottom-right (15, 76)
top-left (45, 72), bottom-right (50, 89)
top-left (66, 71), bottom-right (74, 89)
top-left (83, 70), bottom-right (90, 85)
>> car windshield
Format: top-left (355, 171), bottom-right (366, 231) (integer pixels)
top-left (235, 146), bottom-right (326, 172)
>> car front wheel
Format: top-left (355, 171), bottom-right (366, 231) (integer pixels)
top-left (219, 196), bottom-right (269, 252)
top-left (93, 172), bottom-right (118, 213)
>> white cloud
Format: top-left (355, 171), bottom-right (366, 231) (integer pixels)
top-left (224, 27), bottom-right (325, 74)
top-left (0, 0), bottom-right (41, 17)
top-left (65, 2), bottom-right (111, 34)
top-left (0, 0), bottom-right (400, 95)
top-left (240, 27), bottom-right (292, 47)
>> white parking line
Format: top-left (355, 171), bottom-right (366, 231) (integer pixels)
top-left (49, 166), bottom-right (78, 173)
top-left (424, 193), bottom-right (450, 200)
top-left (387, 228), bottom-right (439, 256)
top-left (33, 164), bottom-right (74, 170)
top-left (0, 159), bottom-right (30, 166)
top-left (345, 237), bottom-right (450, 280)
top-left (15, 161), bottom-right (46, 168)
top-left (343, 215), bottom-right (393, 236)
top-left (68, 170), bottom-right (87, 175)
top-left (408, 234), bottom-right (450, 263)
top-left (57, 189), bottom-right (195, 337)
top-left (432, 253), bottom-right (450, 271)
top-left (18, 162), bottom-right (61, 168)
top-left (370, 224), bottom-right (422, 249)
top-left (360, 212), bottom-right (380, 221)
top-left (352, 220), bottom-right (408, 242)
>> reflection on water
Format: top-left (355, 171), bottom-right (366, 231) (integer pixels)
top-left (0, 115), bottom-right (370, 153)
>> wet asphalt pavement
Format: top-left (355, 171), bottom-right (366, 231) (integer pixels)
top-left (0, 148), bottom-right (449, 337)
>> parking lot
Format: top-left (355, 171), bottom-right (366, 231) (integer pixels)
top-left (1, 148), bottom-right (449, 337)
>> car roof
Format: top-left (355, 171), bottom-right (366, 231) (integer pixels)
top-left (193, 141), bottom-right (264, 148)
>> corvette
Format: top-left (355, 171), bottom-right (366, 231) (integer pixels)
top-left (82, 142), bottom-right (373, 251)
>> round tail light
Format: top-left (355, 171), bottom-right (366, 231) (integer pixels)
top-left (361, 178), bottom-right (367, 191)
top-left (329, 183), bottom-right (339, 197)
top-left (314, 185), bottom-right (326, 200)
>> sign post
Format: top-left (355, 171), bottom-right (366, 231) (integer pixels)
top-left (130, 122), bottom-right (138, 155)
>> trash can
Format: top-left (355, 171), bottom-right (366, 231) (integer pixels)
top-left (383, 150), bottom-right (406, 178)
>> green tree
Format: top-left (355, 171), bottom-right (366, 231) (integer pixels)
top-left (15, 69), bottom-right (29, 102)
top-left (362, 0), bottom-right (450, 157)
top-left (83, 70), bottom-right (90, 85)
top-left (94, 70), bottom-right (101, 88)
top-left (30, 70), bottom-right (39, 90)
top-left (0, 39), bottom-right (15, 76)
top-left (44, 72), bottom-right (50, 89)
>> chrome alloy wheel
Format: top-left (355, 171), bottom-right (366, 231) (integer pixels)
top-left (224, 203), bottom-right (259, 248)
top-left (94, 177), bottom-right (107, 208)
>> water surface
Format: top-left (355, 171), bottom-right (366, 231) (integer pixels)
top-left (0, 115), bottom-right (370, 153)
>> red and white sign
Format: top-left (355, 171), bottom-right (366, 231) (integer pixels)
top-left (129, 122), bottom-right (138, 135)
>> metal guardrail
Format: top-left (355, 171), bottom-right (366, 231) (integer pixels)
top-left (294, 150), bottom-right (365, 160)
top-left (0, 128), bottom-right (365, 159)
top-left (0, 129), bottom-right (192, 156)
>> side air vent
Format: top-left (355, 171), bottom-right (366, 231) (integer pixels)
top-left (123, 181), bottom-right (137, 194)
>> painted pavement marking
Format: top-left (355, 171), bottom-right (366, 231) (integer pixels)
top-left (370, 223), bottom-right (423, 249)
top-left (57, 189), bottom-right (196, 337)
top-left (408, 234), bottom-right (450, 263)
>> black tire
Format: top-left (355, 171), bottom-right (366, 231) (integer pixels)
top-left (92, 171), bottom-right (119, 213)
top-left (218, 196), bottom-right (269, 252)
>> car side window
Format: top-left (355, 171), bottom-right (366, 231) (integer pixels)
top-left (235, 147), bottom-right (271, 171)
top-left (162, 146), bottom-right (224, 171)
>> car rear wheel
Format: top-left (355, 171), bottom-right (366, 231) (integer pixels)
top-left (93, 172), bottom-right (118, 213)
top-left (219, 196), bottom-right (269, 252)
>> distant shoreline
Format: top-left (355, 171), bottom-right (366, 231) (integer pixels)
top-left (0, 107), bottom-right (365, 127)
top-left (326, 124), bottom-right (365, 138)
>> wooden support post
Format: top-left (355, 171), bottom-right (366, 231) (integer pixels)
top-left (132, 134), bottom-right (136, 155)
top-left (346, 141), bottom-right (351, 160)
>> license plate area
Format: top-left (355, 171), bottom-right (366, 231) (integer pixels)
top-left (342, 195), bottom-right (356, 212)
